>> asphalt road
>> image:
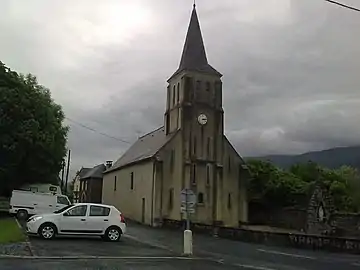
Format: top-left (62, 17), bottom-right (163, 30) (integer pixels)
top-left (0, 258), bottom-right (238, 270)
top-left (125, 222), bottom-right (360, 270)
top-left (4, 221), bottom-right (360, 269)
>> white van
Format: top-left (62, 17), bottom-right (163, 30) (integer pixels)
top-left (19, 183), bottom-right (62, 195)
top-left (9, 190), bottom-right (70, 219)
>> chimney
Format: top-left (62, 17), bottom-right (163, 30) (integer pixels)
top-left (106, 160), bottom-right (113, 169)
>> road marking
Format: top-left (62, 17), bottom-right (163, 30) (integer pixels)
top-left (257, 249), bottom-right (316, 260)
top-left (234, 263), bottom-right (277, 270)
top-left (124, 234), bottom-right (174, 252)
top-left (0, 255), bottom-right (199, 260)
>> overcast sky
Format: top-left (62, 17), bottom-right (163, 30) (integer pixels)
top-left (1, 0), bottom-right (360, 178)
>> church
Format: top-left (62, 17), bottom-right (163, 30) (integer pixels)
top-left (102, 4), bottom-right (249, 228)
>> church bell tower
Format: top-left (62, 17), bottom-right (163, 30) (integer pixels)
top-left (164, 4), bottom-right (225, 224)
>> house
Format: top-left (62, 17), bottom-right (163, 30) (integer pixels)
top-left (72, 167), bottom-right (91, 203)
top-left (78, 163), bottom-right (109, 203)
top-left (102, 4), bottom-right (249, 228)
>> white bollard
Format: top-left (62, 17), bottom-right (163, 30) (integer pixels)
top-left (183, 229), bottom-right (193, 256)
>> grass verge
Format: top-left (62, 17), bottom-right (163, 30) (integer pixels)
top-left (0, 218), bottom-right (26, 244)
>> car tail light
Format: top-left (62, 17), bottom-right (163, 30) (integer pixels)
top-left (120, 213), bottom-right (125, 223)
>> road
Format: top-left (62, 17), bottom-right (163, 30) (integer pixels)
top-left (2, 221), bottom-right (359, 269)
top-left (125, 222), bottom-right (360, 270)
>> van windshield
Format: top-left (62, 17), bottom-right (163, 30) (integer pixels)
top-left (54, 205), bottom-right (72, 214)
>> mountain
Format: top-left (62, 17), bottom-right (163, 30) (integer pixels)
top-left (246, 146), bottom-right (360, 170)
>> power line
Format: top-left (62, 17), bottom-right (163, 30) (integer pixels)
top-left (325, 0), bottom-right (360, 12)
top-left (65, 117), bottom-right (131, 144)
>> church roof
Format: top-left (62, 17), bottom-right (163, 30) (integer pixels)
top-left (169, 5), bottom-right (222, 81)
top-left (105, 127), bottom-right (176, 173)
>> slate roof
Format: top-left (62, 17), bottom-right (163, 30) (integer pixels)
top-left (78, 167), bottom-right (91, 178)
top-left (169, 5), bottom-right (222, 80)
top-left (105, 126), bottom-right (176, 173)
top-left (81, 164), bottom-right (106, 179)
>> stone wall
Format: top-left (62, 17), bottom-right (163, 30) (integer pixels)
top-left (333, 213), bottom-right (360, 238)
top-left (162, 219), bottom-right (360, 254)
top-left (248, 203), bottom-right (307, 231)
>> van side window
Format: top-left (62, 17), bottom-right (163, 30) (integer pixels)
top-left (57, 196), bottom-right (70, 205)
top-left (90, 206), bottom-right (110, 216)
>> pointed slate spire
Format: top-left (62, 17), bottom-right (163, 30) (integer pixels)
top-left (169, 5), bottom-right (221, 81)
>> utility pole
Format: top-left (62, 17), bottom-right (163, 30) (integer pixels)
top-left (61, 160), bottom-right (65, 192)
top-left (64, 149), bottom-right (71, 196)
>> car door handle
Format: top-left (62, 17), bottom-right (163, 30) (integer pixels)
top-left (81, 219), bottom-right (86, 221)
top-left (104, 219), bottom-right (108, 221)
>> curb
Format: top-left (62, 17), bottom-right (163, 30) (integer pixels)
top-left (14, 218), bottom-right (34, 256)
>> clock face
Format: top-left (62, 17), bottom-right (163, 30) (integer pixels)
top-left (198, 114), bottom-right (208, 125)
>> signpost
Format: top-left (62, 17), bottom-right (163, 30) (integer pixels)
top-left (180, 188), bottom-right (196, 255)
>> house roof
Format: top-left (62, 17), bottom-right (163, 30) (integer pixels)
top-left (81, 164), bottom-right (106, 179)
top-left (169, 5), bottom-right (222, 80)
top-left (105, 126), bottom-right (176, 173)
top-left (78, 167), bottom-right (91, 178)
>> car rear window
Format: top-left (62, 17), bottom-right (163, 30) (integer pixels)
top-left (89, 205), bottom-right (110, 216)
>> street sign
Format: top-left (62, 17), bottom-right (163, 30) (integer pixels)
top-left (180, 188), bottom-right (196, 214)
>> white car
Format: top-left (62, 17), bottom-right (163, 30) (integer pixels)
top-left (26, 203), bottom-right (126, 242)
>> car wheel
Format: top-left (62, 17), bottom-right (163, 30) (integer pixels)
top-left (16, 210), bottom-right (28, 220)
top-left (38, 223), bottom-right (57, 240)
top-left (104, 226), bottom-right (122, 242)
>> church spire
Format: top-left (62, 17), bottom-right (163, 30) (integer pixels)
top-left (169, 4), bottom-right (221, 80)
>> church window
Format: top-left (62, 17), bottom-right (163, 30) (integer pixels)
top-left (198, 192), bottom-right (204, 204)
top-left (196, 80), bottom-right (201, 90)
top-left (227, 193), bottom-right (232, 209)
top-left (206, 137), bottom-right (211, 158)
top-left (130, 172), bottom-right (134, 190)
top-left (205, 81), bottom-right (210, 91)
top-left (193, 136), bottom-right (197, 155)
top-left (170, 149), bottom-right (175, 171)
top-left (169, 188), bottom-right (174, 209)
top-left (172, 85), bottom-right (176, 106)
top-left (228, 156), bottom-right (231, 172)
top-left (177, 83), bottom-right (180, 103)
top-left (114, 176), bottom-right (117, 191)
top-left (206, 164), bottom-right (210, 185)
top-left (167, 86), bottom-right (170, 110)
top-left (191, 164), bottom-right (196, 185)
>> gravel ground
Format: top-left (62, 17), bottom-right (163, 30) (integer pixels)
top-left (0, 242), bottom-right (32, 256)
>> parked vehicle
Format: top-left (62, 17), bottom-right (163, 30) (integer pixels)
top-left (9, 190), bottom-right (70, 219)
top-left (26, 203), bottom-right (126, 242)
top-left (19, 183), bottom-right (62, 194)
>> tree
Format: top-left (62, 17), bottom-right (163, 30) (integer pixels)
top-left (0, 62), bottom-right (68, 196)
top-left (247, 160), bottom-right (308, 208)
top-left (248, 158), bottom-right (360, 213)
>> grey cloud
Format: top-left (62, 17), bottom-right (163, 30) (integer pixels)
top-left (1, 0), bottom-right (360, 177)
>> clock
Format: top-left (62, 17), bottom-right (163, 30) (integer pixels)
top-left (197, 114), bottom-right (208, 125)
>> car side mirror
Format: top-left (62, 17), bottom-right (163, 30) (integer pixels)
top-left (63, 212), bottom-right (69, 217)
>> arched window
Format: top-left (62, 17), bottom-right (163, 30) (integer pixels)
top-left (206, 164), bottom-right (210, 185)
top-left (172, 85), bottom-right (176, 106)
top-left (177, 83), bottom-right (180, 102)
